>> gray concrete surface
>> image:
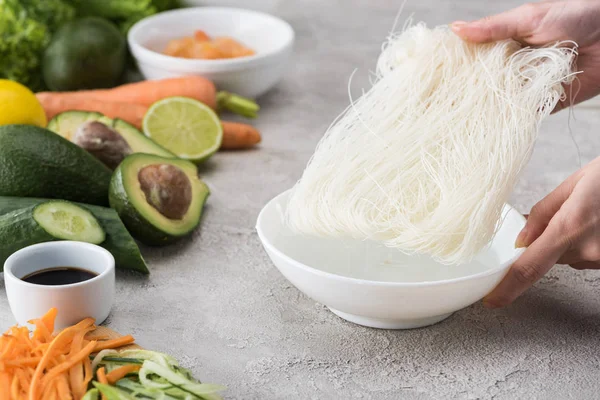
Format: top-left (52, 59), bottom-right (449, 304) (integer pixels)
top-left (2, 1), bottom-right (600, 399)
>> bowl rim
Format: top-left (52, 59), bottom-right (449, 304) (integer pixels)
top-left (4, 241), bottom-right (115, 290)
top-left (256, 189), bottom-right (526, 287)
top-left (128, 6), bottom-right (295, 71)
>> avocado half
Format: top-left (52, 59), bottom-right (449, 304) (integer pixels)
top-left (47, 111), bottom-right (175, 169)
top-left (109, 153), bottom-right (209, 245)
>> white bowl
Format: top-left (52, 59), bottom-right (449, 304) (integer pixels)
top-left (4, 241), bottom-right (115, 330)
top-left (256, 190), bottom-right (526, 330)
top-left (128, 7), bottom-right (294, 98)
top-left (180, 0), bottom-right (282, 13)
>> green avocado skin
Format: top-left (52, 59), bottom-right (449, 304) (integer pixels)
top-left (0, 125), bottom-right (112, 206)
top-left (43, 17), bottom-right (126, 91)
top-left (0, 197), bottom-right (149, 274)
top-left (109, 156), bottom-right (209, 246)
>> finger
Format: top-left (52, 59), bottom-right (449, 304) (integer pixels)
top-left (516, 174), bottom-right (579, 248)
top-left (557, 249), bottom-right (583, 265)
top-left (570, 261), bottom-right (600, 270)
top-left (451, 3), bottom-right (546, 43)
top-left (484, 218), bottom-right (570, 308)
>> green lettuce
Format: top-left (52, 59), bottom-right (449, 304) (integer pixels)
top-left (75, 0), bottom-right (181, 35)
top-left (0, 0), bottom-right (179, 91)
top-left (0, 0), bottom-right (75, 90)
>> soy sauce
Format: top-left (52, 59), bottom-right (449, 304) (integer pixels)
top-left (22, 267), bottom-right (97, 286)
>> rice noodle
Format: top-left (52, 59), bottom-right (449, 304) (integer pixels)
top-left (286, 24), bottom-right (577, 265)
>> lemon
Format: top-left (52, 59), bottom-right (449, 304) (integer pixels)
top-left (0, 80), bottom-right (47, 127)
top-left (143, 97), bottom-right (223, 163)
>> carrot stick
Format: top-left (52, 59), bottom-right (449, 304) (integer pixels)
top-left (29, 318), bottom-right (94, 400)
top-left (69, 328), bottom-right (92, 400)
top-left (105, 364), bottom-right (141, 384)
top-left (0, 372), bottom-right (12, 400)
top-left (82, 357), bottom-right (93, 397)
top-left (92, 335), bottom-right (135, 352)
top-left (35, 94), bottom-right (147, 127)
top-left (16, 369), bottom-right (31, 396)
top-left (221, 121), bottom-right (261, 149)
top-left (41, 308), bottom-right (58, 335)
top-left (10, 374), bottom-right (19, 399)
top-left (56, 375), bottom-right (72, 400)
top-left (4, 357), bottom-right (42, 368)
top-left (96, 367), bottom-right (108, 400)
top-left (41, 341), bottom-right (97, 387)
top-left (36, 76), bottom-right (217, 110)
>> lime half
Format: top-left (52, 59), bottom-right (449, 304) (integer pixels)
top-left (143, 97), bottom-right (223, 163)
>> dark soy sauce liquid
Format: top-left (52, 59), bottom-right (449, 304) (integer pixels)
top-left (22, 267), bottom-right (97, 286)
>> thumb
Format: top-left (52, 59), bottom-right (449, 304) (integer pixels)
top-left (451, 3), bottom-right (546, 43)
top-left (484, 216), bottom-right (570, 308)
top-left (516, 173), bottom-right (579, 248)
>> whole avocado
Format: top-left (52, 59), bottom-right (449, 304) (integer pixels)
top-left (43, 17), bottom-right (126, 91)
top-left (0, 124), bottom-right (112, 206)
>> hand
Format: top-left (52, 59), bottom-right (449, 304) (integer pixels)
top-left (451, 0), bottom-right (600, 109)
top-left (483, 157), bottom-right (600, 308)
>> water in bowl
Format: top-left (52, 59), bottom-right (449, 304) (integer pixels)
top-left (273, 232), bottom-right (501, 283)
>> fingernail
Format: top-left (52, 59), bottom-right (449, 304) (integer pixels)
top-left (514, 227), bottom-right (529, 249)
top-left (451, 21), bottom-right (467, 31)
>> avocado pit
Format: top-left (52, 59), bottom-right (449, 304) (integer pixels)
top-left (138, 164), bottom-right (192, 220)
top-left (73, 121), bottom-right (132, 169)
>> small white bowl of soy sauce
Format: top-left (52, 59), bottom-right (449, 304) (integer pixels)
top-left (4, 241), bottom-right (115, 329)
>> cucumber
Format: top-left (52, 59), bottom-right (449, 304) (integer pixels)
top-left (81, 389), bottom-right (100, 400)
top-left (33, 201), bottom-right (105, 244)
top-left (0, 197), bottom-right (149, 274)
top-left (0, 201), bottom-right (105, 267)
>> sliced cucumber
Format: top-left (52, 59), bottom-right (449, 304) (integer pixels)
top-left (0, 202), bottom-right (106, 267)
top-left (33, 201), bottom-right (105, 244)
top-left (92, 349), bottom-right (225, 400)
top-left (0, 197), bottom-right (148, 274)
top-left (81, 389), bottom-right (100, 400)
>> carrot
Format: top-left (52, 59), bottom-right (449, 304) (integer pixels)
top-left (29, 318), bottom-right (94, 400)
top-left (68, 327), bottom-right (92, 400)
top-left (1, 309), bottom-right (141, 400)
top-left (36, 76), bottom-right (217, 110)
top-left (93, 335), bottom-right (135, 352)
top-left (37, 96), bottom-right (263, 149)
top-left (105, 365), bottom-right (141, 385)
top-left (4, 357), bottom-right (42, 367)
top-left (56, 375), bottom-right (72, 400)
top-left (35, 94), bottom-right (147, 127)
top-left (221, 121), bottom-right (262, 149)
top-left (96, 367), bottom-right (108, 400)
top-left (0, 372), bottom-right (11, 400)
top-left (10, 375), bottom-right (20, 399)
top-left (40, 341), bottom-right (97, 388)
top-left (81, 356), bottom-right (93, 397)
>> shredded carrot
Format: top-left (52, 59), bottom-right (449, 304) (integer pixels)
top-left (93, 335), bottom-right (135, 352)
top-left (56, 375), bottom-right (72, 400)
top-left (106, 364), bottom-right (141, 384)
top-left (29, 319), bottom-right (94, 400)
top-left (40, 309), bottom-right (58, 335)
top-left (0, 309), bottom-right (137, 400)
top-left (81, 356), bottom-right (93, 397)
top-left (40, 341), bottom-right (97, 388)
top-left (96, 367), bottom-right (108, 400)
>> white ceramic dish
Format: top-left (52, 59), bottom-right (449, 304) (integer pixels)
top-left (4, 241), bottom-right (115, 329)
top-left (180, 0), bottom-right (282, 13)
top-left (128, 7), bottom-right (294, 98)
top-left (256, 190), bottom-right (526, 329)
